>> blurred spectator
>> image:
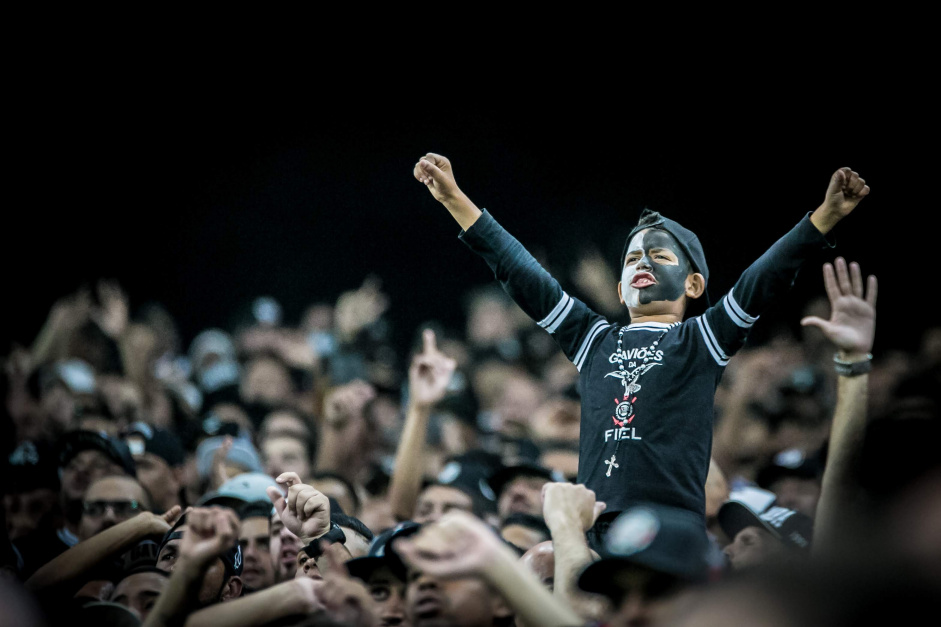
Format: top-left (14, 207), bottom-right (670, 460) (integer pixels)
top-left (718, 501), bottom-right (813, 571)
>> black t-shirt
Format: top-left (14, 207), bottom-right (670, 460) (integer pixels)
top-left (460, 210), bottom-right (830, 518)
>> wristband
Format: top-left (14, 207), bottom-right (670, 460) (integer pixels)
top-left (833, 353), bottom-right (872, 377)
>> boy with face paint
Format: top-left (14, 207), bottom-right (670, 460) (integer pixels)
top-left (414, 154), bottom-right (870, 541)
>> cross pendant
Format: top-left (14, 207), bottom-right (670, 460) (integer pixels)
top-left (604, 454), bottom-right (619, 477)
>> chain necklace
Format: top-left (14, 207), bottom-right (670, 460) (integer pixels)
top-left (605, 323), bottom-right (672, 477)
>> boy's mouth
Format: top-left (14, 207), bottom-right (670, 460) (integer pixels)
top-left (631, 272), bottom-right (657, 288)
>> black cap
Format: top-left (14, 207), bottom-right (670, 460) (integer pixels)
top-left (717, 502), bottom-right (813, 552)
top-left (346, 521), bottom-right (422, 582)
top-left (578, 503), bottom-right (709, 599)
top-left (124, 422), bottom-right (185, 467)
top-left (56, 430), bottom-right (136, 477)
top-left (756, 448), bottom-right (822, 490)
top-left (622, 209), bottom-right (711, 305)
top-left (486, 462), bottom-right (561, 500)
top-left (7, 440), bottom-right (60, 492)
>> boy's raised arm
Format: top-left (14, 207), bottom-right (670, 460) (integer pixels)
top-left (414, 153), bottom-right (483, 230)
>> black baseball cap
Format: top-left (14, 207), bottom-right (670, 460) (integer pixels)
top-left (717, 502), bottom-right (813, 552)
top-left (346, 521), bottom-right (422, 582)
top-left (124, 422), bottom-right (185, 467)
top-left (622, 209), bottom-right (711, 305)
top-left (578, 503), bottom-right (710, 600)
top-left (7, 440), bottom-right (60, 492)
top-left (486, 462), bottom-right (561, 499)
top-left (56, 429), bottom-right (137, 477)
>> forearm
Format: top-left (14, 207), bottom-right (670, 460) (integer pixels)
top-left (814, 372), bottom-right (869, 554)
top-left (388, 403), bottom-right (432, 521)
top-left (26, 515), bottom-right (154, 593)
top-left (482, 546), bottom-right (582, 627)
top-left (547, 518), bottom-right (605, 621)
top-left (442, 192), bottom-right (482, 231)
top-left (184, 580), bottom-right (310, 627)
top-left (143, 559), bottom-right (208, 627)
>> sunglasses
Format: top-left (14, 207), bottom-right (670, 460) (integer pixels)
top-left (82, 499), bottom-right (145, 517)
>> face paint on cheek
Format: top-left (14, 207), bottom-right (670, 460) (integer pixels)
top-left (623, 229), bottom-right (691, 306)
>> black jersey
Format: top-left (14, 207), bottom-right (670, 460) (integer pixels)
top-left (460, 210), bottom-right (831, 518)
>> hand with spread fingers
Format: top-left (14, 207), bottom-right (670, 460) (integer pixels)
top-left (408, 329), bottom-right (457, 410)
top-left (314, 548), bottom-right (379, 627)
top-left (267, 472), bottom-right (331, 542)
top-left (800, 257), bottom-right (877, 360)
top-left (179, 507), bottom-right (241, 567)
top-left (396, 510), bottom-right (508, 579)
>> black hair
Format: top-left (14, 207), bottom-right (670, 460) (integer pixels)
top-left (238, 499), bottom-right (275, 521)
top-left (636, 208), bottom-right (664, 229)
top-left (330, 512), bottom-right (374, 542)
top-left (310, 471), bottom-right (361, 514)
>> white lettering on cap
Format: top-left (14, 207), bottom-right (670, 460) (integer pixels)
top-left (760, 506), bottom-right (796, 529)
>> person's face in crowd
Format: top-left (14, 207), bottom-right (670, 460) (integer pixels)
top-left (618, 228), bottom-right (700, 316)
top-left (519, 541), bottom-right (555, 591)
top-left (97, 375), bottom-right (145, 427)
top-left (497, 475), bottom-right (547, 519)
top-left (295, 548), bottom-right (323, 580)
top-left (501, 522), bottom-right (549, 553)
top-left (156, 530), bottom-right (242, 605)
top-left (311, 477), bottom-right (357, 517)
top-left (723, 526), bottom-right (786, 571)
top-left (406, 569), bottom-right (513, 627)
top-left (768, 477), bottom-right (820, 519)
top-left (607, 565), bottom-right (684, 627)
top-left (239, 516), bottom-right (275, 590)
top-left (413, 486), bottom-right (474, 525)
top-left (467, 296), bottom-right (515, 347)
top-left (4, 488), bottom-right (59, 540)
top-left (60, 449), bottom-right (126, 503)
top-left (131, 451), bottom-right (181, 514)
top-left (110, 571), bottom-right (169, 621)
top-left (40, 382), bottom-right (79, 433)
top-left (269, 512), bottom-right (300, 583)
top-left (261, 410), bottom-right (309, 441)
top-left (79, 475), bottom-right (149, 540)
top-left (241, 357), bottom-right (294, 406)
top-left (339, 526), bottom-right (372, 559)
top-left (262, 436), bottom-right (311, 481)
top-left (364, 565), bottom-right (408, 627)
top-left (539, 449), bottom-right (579, 482)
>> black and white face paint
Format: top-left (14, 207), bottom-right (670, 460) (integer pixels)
top-left (621, 228), bottom-right (691, 307)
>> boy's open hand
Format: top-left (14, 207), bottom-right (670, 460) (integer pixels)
top-left (800, 257), bottom-right (877, 360)
top-left (414, 153), bottom-right (462, 204)
top-left (811, 167), bottom-right (870, 233)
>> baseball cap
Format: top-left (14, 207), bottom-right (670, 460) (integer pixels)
top-left (622, 209), bottom-right (711, 304)
top-left (158, 513), bottom-right (243, 578)
top-left (347, 521), bottom-right (422, 582)
top-left (56, 429), bottom-right (137, 477)
top-left (124, 422), bottom-right (185, 467)
top-left (756, 448), bottom-right (823, 490)
top-left (195, 436), bottom-right (264, 481)
top-left (197, 472), bottom-right (281, 508)
top-left (487, 462), bottom-right (563, 499)
top-left (717, 502), bottom-right (813, 552)
top-left (7, 440), bottom-right (60, 492)
top-left (578, 503), bottom-right (710, 599)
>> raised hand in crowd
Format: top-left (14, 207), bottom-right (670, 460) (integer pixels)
top-left (335, 275), bottom-right (390, 344)
top-left (92, 278), bottom-right (130, 339)
top-left (313, 547), bottom-right (380, 627)
top-left (801, 258), bottom-right (877, 554)
top-left (800, 257), bottom-right (877, 361)
top-left (396, 510), bottom-right (582, 627)
top-left (389, 328), bottom-right (457, 521)
top-left (178, 507), bottom-right (241, 570)
top-left (266, 472), bottom-right (331, 543)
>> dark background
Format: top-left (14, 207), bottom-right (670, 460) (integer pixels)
top-left (4, 91), bottom-right (931, 361)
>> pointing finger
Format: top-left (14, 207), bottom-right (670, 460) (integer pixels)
top-left (278, 472), bottom-right (302, 488)
top-left (422, 329), bottom-right (437, 355)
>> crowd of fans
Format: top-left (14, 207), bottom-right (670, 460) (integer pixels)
top-left (3, 207), bottom-right (940, 625)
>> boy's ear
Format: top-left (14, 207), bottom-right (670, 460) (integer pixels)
top-left (617, 281), bottom-right (624, 305)
top-left (685, 273), bottom-right (706, 300)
